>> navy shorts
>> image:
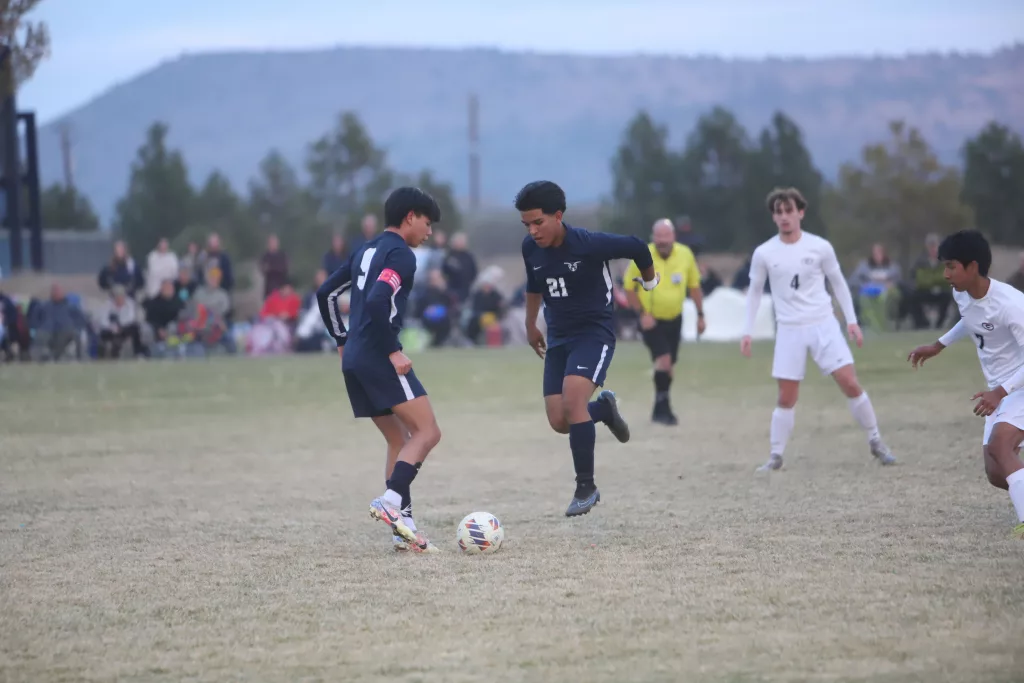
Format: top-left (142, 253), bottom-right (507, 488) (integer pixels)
top-left (343, 361), bottom-right (427, 418)
top-left (542, 337), bottom-right (615, 397)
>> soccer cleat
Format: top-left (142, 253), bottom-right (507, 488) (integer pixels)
top-left (370, 497), bottom-right (417, 544)
top-left (598, 390), bottom-right (630, 443)
top-left (652, 409), bottom-right (679, 426)
top-left (394, 531), bottom-right (440, 553)
top-left (1012, 523), bottom-right (1024, 540)
top-left (565, 487), bottom-right (601, 516)
top-left (870, 438), bottom-right (896, 465)
top-left (757, 454), bottom-right (784, 472)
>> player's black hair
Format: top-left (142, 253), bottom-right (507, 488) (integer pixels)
top-left (384, 187), bottom-right (441, 228)
top-left (937, 230), bottom-right (991, 277)
top-left (514, 181), bottom-right (566, 215)
top-left (765, 187), bottom-right (807, 213)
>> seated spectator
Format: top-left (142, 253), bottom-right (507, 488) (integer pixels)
top-left (905, 233), bottom-right (952, 329)
top-left (98, 240), bottom-right (144, 298)
top-left (98, 285), bottom-right (143, 359)
top-left (466, 277), bottom-right (506, 345)
top-left (1008, 250), bottom-right (1024, 293)
top-left (181, 267), bottom-right (234, 354)
top-left (144, 279), bottom-right (185, 357)
top-left (0, 290), bottom-right (27, 361)
top-left (260, 281), bottom-right (301, 326)
top-left (29, 284), bottom-right (88, 362)
top-left (249, 281), bottom-right (302, 356)
top-left (174, 265), bottom-right (197, 304)
top-left (698, 260), bottom-right (722, 296)
top-left (416, 269), bottom-right (455, 347)
top-left (850, 243), bottom-right (901, 331)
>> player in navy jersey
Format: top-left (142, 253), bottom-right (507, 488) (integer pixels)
top-left (316, 187), bottom-right (443, 553)
top-left (516, 180), bottom-right (661, 516)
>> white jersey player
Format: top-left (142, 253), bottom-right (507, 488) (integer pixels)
top-left (740, 187), bottom-right (894, 471)
top-left (908, 230), bottom-right (1024, 539)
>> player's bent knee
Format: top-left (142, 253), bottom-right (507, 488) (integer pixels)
top-left (776, 381), bottom-right (799, 409)
top-left (983, 446), bottom-right (1010, 489)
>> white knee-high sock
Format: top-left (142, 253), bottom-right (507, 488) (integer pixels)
top-left (1006, 468), bottom-right (1024, 523)
top-left (770, 407), bottom-right (795, 456)
top-left (848, 392), bottom-right (881, 442)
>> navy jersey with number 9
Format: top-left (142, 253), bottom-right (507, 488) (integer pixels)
top-left (317, 231), bottom-right (417, 369)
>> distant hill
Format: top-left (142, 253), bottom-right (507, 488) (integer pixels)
top-left (37, 44), bottom-right (1024, 224)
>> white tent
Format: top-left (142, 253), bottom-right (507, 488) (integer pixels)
top-left (682, 287), bottom-right (775, 342)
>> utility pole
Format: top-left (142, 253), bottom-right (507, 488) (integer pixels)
top-left (0, 45), bottom-right (23, 272)
top-left (59, 122), bottom-right (75, 189)
top-left (468, 93), bottom-right (480, 211)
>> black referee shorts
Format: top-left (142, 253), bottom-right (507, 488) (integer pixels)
top-left (640, 315), bottom-right (683, 364)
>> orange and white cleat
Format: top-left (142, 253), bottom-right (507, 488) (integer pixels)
top-left (393, 530), bottom-right (439, 553)
top-left (370, 497), bottom-right (416, 544)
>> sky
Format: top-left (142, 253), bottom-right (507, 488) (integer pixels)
top-left (17, 0), bottom-right (1024, 123)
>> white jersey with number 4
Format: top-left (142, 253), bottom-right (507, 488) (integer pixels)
top-left (746, 232), bottom-right (857, 328)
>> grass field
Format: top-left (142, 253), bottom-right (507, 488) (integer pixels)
top-left (1, 333), bottom-right (1022, 683)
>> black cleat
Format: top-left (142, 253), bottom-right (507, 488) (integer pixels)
top-left (652, 410), bottom-right (678, 426)
top-left (565, 487), bottom-right (601, 517)
top-left (598, 390), bottom-right (630, 443)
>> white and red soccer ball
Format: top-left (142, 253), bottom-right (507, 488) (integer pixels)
top-left (456, 512), bottom-right (504, 554)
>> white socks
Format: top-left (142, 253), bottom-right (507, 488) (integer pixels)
top-left (382, 489), bottom-right (402, 508)
top-left (848, 392), bottom-right (881, 442)
top-left (1007, 468), bottom-right (1024, 523)
top-left (770, 407), bottom-right (795, 456)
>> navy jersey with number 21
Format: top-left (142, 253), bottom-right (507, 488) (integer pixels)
top-left (523, 224), bottom-right (653, 347)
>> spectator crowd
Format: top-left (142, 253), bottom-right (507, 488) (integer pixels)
top-left (2, 218), bottom-right (1023, 364)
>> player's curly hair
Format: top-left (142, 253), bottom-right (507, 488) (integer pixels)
top-left (765, 187), bottom-right (807, 214)
top-left (938, 230), bottom-right (991, 277)
top-left (384, 187), bottom-right (441, 228)
top-left (514, 181), bottom-right (566, 215)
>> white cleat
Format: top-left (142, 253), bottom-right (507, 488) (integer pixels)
top-left (757, 454), bottom-right (784, 472)
top-left (870, 438), bottom-right (896, 465)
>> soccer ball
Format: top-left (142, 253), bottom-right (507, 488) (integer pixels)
top-left (456, 512), bottom-right (504, 554)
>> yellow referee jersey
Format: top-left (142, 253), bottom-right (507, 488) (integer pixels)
top-left (623, 243), bottom-right (700, 320)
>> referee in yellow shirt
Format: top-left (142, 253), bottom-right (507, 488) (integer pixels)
top-left (623, 218), bottom-right (705, 425)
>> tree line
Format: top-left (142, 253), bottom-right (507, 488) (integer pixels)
top-left (44, 113), bottom-right (463, 284)
top-left (44, 107), bottom-right (1024, 275)
top-left (606, 108), bottom-right (1024, 263)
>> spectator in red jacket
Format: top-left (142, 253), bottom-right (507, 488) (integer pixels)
top-left (260, 281), bottom-right (301, 325)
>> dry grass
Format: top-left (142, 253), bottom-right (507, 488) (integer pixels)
top-left (1, 333), bottom-right (1022, 683)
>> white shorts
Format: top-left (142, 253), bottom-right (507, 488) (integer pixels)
top-left (772, 317), bottom-right (854, 381)
top-left (982, 389), bottom-right (1024, 446)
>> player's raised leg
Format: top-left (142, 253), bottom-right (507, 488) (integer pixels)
top-left (543, 344), bottom-right (628, 443)
top-left (830, 364), bottom-right (895, 465)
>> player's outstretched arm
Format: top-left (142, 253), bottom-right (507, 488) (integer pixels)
top-left (587, 232), bottom-right (657, 286)
top-left (740, 250), bottom-right (768, 356)
top-left (316, 260), bottom-right (353, 348)
top-left (822, 243), bottom-right (861, 345)
top-left (907, 320), bottom-right (965, 368)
